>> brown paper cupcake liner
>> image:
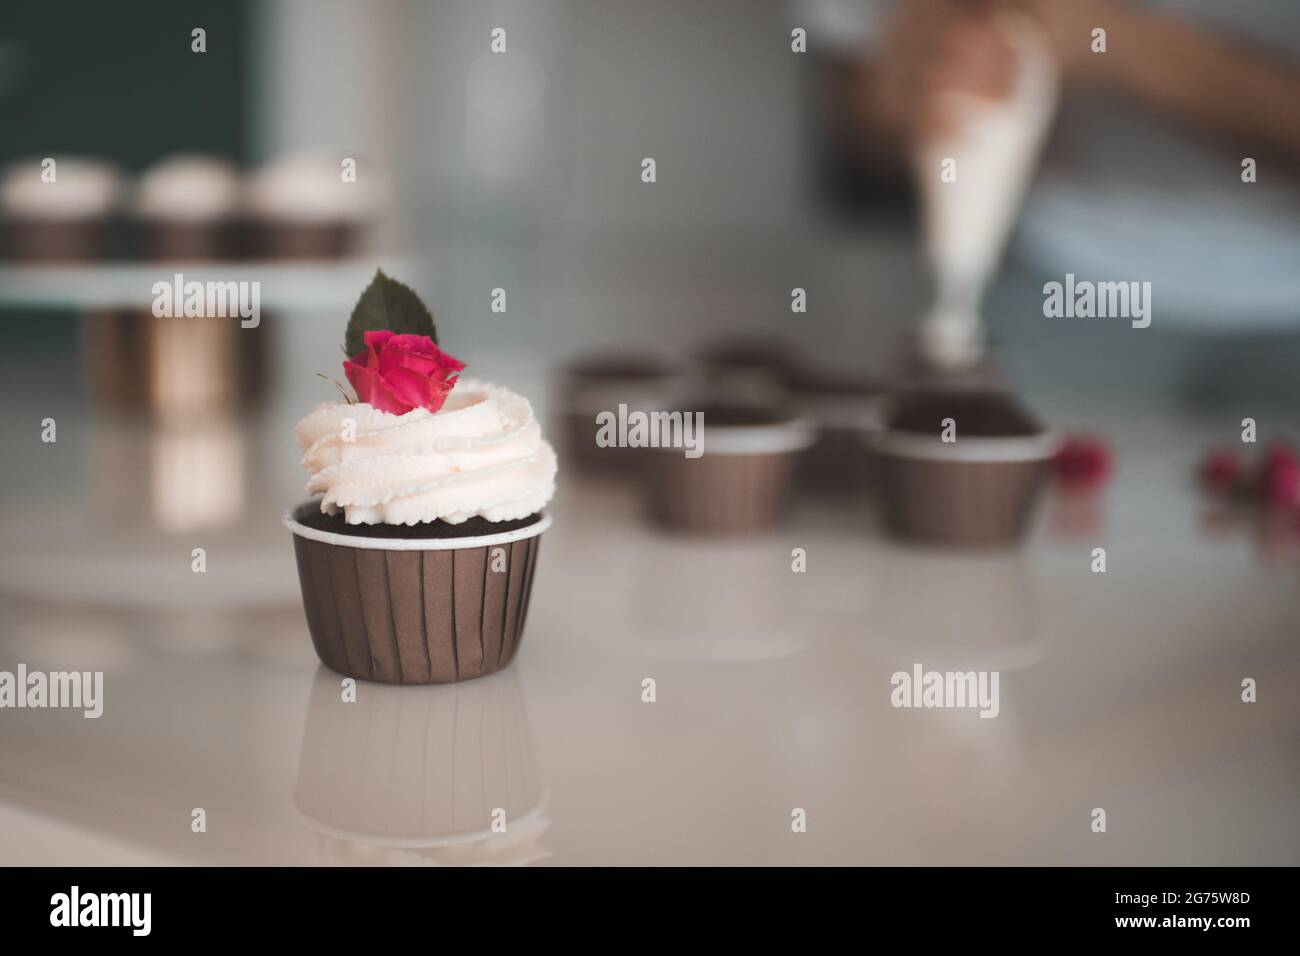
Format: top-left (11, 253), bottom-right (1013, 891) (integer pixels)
top-left (3, 218), bottom-right (112, 263)
top-left (870, 391), bottom-right (1057, 546)
top-left (873, 451), bottom-right (1051, 546)
top-left (250, 220), bottom-right (359, 260)
top-left (787, 387), bottom-right (889, 498)
top-left (285, 509), bottom-right (548, 684)
top-left (137, 219), bottom-right (241, 261)
top-left (647, 450), bottom-right (801, 533)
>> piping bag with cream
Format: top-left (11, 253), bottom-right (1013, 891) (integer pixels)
top-left (915, 9), bottom-right (1059, 370)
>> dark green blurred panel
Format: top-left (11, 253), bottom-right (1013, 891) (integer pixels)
top-left (0, 0), bottom-right (251, 169)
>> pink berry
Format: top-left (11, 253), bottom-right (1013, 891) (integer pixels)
top-left (1262, 455), bottom-right (1300, 509)
top-left (1052, 435), bottom-right (1112, 492)
top-left (1258, 442), bottom-right (1299, 484)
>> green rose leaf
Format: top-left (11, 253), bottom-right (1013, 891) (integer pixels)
top-left (344, 269), bottom-right (437, 357)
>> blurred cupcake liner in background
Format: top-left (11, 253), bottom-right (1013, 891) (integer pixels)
top-left (870, 390), bottom-right (1059, 547)
top-left (784, 362), bottom-right (892, 498)
top-left (643, 402), bottom-right (815, 534)
top-left (553, 351), bottom-right (687, 478)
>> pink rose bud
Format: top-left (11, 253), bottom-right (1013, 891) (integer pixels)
top-left (343, 330), bottom-right (466, 415)
top-left (1197, 448), bottom-right (1246, 496)
top-left (1051, 434), bottom-right (1112, 492)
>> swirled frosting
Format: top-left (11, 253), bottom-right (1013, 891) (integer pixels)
top-left (1, 157), bottom-right (122, 219)
top-left (135, 154), bottom-right (241, 221)
top-left (294, 379), bottom-right (556, 525)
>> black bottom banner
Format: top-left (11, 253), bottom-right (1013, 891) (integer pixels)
top-left (2, 865), bottom-right (1295, 941)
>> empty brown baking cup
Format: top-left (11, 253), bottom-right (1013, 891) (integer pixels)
top-left (2, 217), bottom-right (113, 263)
top-left (644, 408), bottom-right (815, 534)
top-left (284, 504), bottom-right (549, 684)
top-left (249, 219), bottom-right (359, 260)
top-left (785, 367), bottom-right (892, 498)
top-left (554, 353), bottom-right (685, 477)
top-left (869, 394), bottom-right (1058, 547)
top-left (137, 218), bottom-right (241, 261)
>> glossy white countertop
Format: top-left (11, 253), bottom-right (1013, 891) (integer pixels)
top-left (0, 389), bottom-right (1297, 866)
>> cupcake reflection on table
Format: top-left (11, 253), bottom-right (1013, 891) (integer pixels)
top-left (285, 271), bottom-right (557, 685)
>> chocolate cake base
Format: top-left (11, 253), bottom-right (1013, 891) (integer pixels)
top-left (293, 503), bottom-right (541, 540)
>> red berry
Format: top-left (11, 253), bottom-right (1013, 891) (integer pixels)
top-left (1197, 448), bottom-right (1246, 496)
top-left (1262, 455), bottom-right (1300, 509)
top-left (1052, 434), bottom-right (1112, 492)
top-left (1258, 442), bottom-right (1298, 485)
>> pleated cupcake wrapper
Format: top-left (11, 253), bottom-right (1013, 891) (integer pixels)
top-left (790, 394), bottom-right (888, 497)
top-left (873, 449), bottom-right (1050, 546)
top-left (286, 511), bottom-right (547, 684)
top-left (646, 450), bottom-right (801, 533)
top-left (3, 218), bottom-right (112, 263)
top-left (251, 220), bottom-right (358, 259)
top-left (294, 667), bottom-right (544, 844)
top-left (138, 219), bottom-right (241, 262)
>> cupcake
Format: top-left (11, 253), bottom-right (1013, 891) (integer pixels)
top-left (284, 271), bottom-right (557, 683)
top-left (133, 154), bottom-right (243, 261)
top-left (643, 401), bottom-right (814, 534)
top-left (693, 335), bottom-right (795, 405)
top-left (870, 390), bottom-right (1058, 546)
top-left (554, 352), bottom-right (685, 477)
top-left (0, 156), bottom-right (122, 262)
top-left (785, 363), bottom-right (892, 497)
top-left (244, 153), bottom-right (374, 259)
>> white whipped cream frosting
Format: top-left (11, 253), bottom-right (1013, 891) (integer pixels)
top-left (294, 379), bottom-right (556, 526)
top-left (1, 157), bottom-right (122, 219)
top-left (245, 153), bottom-right (378, 223)
top-left (135, 154), bottom-right (242, 221)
